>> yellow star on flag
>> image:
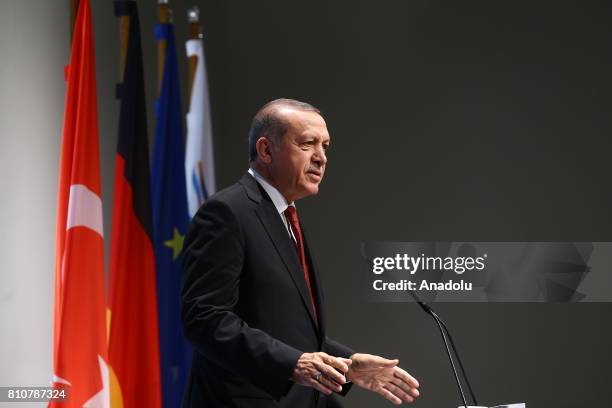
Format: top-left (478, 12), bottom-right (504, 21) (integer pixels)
top-left (164, 228), bottom-right (184, 260)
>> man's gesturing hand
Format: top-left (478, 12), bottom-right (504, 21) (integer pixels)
top-left (292, 352), bottom-right (352, 395)
top-left (347, 353), bottom-right (420, 405)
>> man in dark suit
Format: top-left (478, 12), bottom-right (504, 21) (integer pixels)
top-left (182, 99), bottom-right (420, 407)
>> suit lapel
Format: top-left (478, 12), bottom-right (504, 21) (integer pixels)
top-left (240, 173), bottom-right (320, 334)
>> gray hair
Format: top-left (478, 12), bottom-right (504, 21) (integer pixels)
top-left (248, 98), bottom-right (321, 162)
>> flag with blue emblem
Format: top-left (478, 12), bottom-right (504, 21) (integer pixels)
top-left (151, 17), bottom-right (191, 408)
top-left (185, 7), bottom-right (216, 217)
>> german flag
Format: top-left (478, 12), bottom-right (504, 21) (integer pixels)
top-left (108, 1), bottom-right (161, 407)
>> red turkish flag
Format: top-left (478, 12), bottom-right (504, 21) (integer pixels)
top-left (51, 0), bottom-right (109, 406)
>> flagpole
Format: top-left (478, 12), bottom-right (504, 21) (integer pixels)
top-left (187, 6), bottom-right (202, 102)
top-left (158, 0), bottom-right (171, 97)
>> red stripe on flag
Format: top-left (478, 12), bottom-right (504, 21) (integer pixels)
top-left (109, 154), bottom-right (162, 406)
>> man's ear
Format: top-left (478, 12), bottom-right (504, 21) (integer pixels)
top-left (255, 137), bottom-right (273, 164)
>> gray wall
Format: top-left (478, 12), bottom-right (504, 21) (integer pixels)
top-left (0, 0), bottom-right (68, 398)
top-left (1, 1), bottom-right (611, 407)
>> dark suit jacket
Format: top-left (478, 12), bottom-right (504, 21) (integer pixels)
top-left (182, 173), bottom-right (354, 408)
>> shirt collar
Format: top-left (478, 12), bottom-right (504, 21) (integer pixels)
top-left (248, 168), bottom-right (295, 214)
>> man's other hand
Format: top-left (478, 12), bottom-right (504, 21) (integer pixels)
top-left (347, 353), bottom-right (420, 405)
top-left (292, 352), bottom-right (352, 395)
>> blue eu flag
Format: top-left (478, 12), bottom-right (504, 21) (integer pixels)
top-left (151, 21), bottom-right (191, 408)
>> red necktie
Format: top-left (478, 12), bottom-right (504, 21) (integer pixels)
top-left (284, 206), bottom-right (318, 324)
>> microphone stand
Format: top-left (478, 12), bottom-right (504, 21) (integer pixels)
top-left (410, 291), bottom-right (478, 407)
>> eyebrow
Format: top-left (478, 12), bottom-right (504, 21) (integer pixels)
top-left (298, 133), bottom-right (329, 141)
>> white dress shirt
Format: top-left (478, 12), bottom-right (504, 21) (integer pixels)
top-left (248, 168), bottom-right (296, 241)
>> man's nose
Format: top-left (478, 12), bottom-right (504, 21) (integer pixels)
top-left (312, 145), bottom-right (327, 166)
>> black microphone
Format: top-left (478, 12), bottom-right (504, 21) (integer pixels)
top-left (409, 290), bottom-right (478, 407)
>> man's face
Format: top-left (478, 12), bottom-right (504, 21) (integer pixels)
top-left (268, 108), bottom-right (330, 202)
